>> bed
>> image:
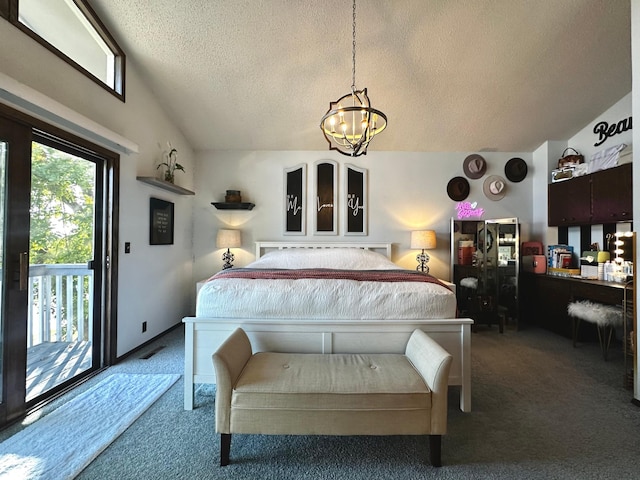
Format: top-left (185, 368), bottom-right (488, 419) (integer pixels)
top-left (183, 242), bottom-right (473, 412)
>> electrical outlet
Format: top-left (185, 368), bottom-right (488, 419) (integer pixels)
top-left (142, 321), bottom-right (147, 333)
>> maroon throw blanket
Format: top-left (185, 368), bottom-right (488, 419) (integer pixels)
top-left (211, 268), bottom-right (451, 290)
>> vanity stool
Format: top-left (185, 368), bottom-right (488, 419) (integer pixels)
top-left (568, 300), bottom-right (623, 360)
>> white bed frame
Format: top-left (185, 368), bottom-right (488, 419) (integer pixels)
top-left (183, 242), bottom-right (473, 412)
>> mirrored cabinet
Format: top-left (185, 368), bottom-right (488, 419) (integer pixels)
top-left (450, 217), bottom-right (520, 331)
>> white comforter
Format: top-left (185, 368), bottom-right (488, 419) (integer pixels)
top-left (196, 248), bottom-right (456, 320)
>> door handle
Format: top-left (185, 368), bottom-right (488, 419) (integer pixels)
top-left (19, 251), bottom-right (28, 291)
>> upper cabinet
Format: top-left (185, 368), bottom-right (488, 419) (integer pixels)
top-left (591, 163), bottom-right (632, 224)
top-left (548, 175), bottom-right (591, 226)
top-left (547, 163), bottom-right (632, 226)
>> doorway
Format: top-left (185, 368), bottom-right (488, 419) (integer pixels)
top-left (0, 108), bottom-right (118, 426)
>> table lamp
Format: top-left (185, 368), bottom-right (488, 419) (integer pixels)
top-left (216, 229), bottom-right (241, 270)
top-left (411, 230), bottom-right (436, 273)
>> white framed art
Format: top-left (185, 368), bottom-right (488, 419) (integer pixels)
top-left (344, 164), bottom-right (368, 235)
top-left (313, 160), bottom-right (338, 235)
top-left (283, 164), bottom-right (306, 235)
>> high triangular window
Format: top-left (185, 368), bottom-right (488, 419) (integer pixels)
top-left (2, 0), bottom-right (126, 101)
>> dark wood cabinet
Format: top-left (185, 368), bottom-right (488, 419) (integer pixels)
top-left (548, 163), bottom-right (632, 226)
top-left (548, 175), bottom-right (591, 226)
top-left (591, 163), bottom-right (632, 224)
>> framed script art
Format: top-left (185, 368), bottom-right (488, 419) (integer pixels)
top-left (344, 164), bottom-right (368, 235)
top-left (149, 197), bottom-right (174, 245)
top-left (284, 164), bottom-right (306, 235)
top-left (314, 160), bottom-right (338, 235)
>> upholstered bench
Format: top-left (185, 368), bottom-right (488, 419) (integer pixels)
top-left (212, 328), bottom-right (453, 467)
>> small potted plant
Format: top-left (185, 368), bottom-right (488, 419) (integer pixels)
top-left (157, 142), bottom-right (185, 184)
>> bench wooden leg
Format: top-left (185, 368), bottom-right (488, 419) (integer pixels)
top-left (220, 433), bottom-right (231, 466)
top-left (429, 435), bottom-right (442, 467)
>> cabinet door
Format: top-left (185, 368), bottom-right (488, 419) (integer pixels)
top-left (591, 163), bottom-right (632, 224)
top-left (547, 175), bottom-right (591, 226)
top-left (534, 277), bottom-right (573, 338)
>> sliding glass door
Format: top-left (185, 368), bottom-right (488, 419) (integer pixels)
top-left (0, 109), bottom-right (117, 427)
top-left (25, 138), bottom-right (101, 402)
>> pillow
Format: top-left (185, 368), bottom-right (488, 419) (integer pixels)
top-left (247, 247), bottom-right (398, 270)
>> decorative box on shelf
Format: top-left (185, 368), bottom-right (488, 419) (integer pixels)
top-left (213, 190), bottom-right (254, 210)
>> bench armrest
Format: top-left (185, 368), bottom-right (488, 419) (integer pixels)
top-left (405, 329), bottom-right (453, 434)
top-left (212, 328), bottom-right (253, 433)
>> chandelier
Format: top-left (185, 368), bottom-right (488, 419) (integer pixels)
top-left (320, 0), bottom-right (387, 156)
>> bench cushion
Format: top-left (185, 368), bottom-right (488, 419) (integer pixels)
top-left (233, 352), bottom-right (431, 411)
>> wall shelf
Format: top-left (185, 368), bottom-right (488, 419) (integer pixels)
top-left (212, 202), bottom-right (255, 210)
top-left (137, 176), bottom-right (195, 195)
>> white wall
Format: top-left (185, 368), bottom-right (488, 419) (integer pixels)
top-left (568, 92), bottom-right (633, 161)
top-left (631, 0), bottom-right (639, 402)
top-left (193, 150), bottom-right (533, 289)
top-left (0, 20), bottom-right (195, 357)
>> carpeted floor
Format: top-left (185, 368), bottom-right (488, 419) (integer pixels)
top-left (2, 323), bottom-right (639, 479)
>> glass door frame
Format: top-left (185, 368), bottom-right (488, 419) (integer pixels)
top-left (0, 114), bottom-right (32, 425)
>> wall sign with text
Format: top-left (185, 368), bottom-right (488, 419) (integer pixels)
top-left (593, 116), bottom-right (632, 146)
top-left (284, 164), bottom-right (306, 235)
top-left (344, 164), bottom-right (368, 235)
top-left (314, 160), bottom-right (337, 235)
top-left (149, 197), bottom-right (174, 245)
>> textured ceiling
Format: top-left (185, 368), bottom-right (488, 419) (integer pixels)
top-left (90, 0), bottom-right (632, 153)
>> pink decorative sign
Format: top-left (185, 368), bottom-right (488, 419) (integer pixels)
top-left (456, 201), bottom-right (484, 219)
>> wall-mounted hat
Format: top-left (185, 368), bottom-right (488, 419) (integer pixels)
top-left (483, 175), bottom-right (506, 201)
top-left (447, 176), bottom-right (470, 201)
top-left (505, 157), bottom-right (528, 183)
top-left (463, 154), bottom-right (487, 179)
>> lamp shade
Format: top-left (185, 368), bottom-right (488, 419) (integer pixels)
top-left (411, 230), bottom-right (436, 250)
top-left (216, 229), bottom-right (241, 249)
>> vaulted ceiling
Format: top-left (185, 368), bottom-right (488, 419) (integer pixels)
top-left (90, 0), bottom-right (632, 153)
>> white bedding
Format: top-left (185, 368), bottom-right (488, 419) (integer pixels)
top-left (196, 248), bottom-right (456, 319)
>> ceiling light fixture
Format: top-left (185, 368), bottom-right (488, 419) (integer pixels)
top-left (320, 0), bottom-right (387, 157)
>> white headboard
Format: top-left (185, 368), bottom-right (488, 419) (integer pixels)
top-left (255, 242), bottom-right (393, 259)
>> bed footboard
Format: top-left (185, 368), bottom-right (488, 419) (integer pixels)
top-left (182, 317), bottom-right (473, 412)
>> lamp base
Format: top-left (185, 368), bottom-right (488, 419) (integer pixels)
top-left (222, 249), bottom-right (234, 270)
top-left (416, 250), bottom-right (430, 274)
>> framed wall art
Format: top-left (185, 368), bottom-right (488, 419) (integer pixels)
top-left (313, 160), bottom-right (338, 235)
top-left (149, 197), bottom-right (174, 245)
top-left (284, 164), bottom-right (306, 235)
top-left (344, 164), bottom-right (368, 235)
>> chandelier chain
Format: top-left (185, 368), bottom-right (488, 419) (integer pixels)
top-left (352, 0), bottom-right (356, 89)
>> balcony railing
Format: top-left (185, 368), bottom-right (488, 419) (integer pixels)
top-left (27, 263), bottom-right (93, 349)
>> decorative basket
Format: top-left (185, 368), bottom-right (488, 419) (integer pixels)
top-left (558, 147), bottom-right (584, 168)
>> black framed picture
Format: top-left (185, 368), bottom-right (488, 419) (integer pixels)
top-left (149, 197), bottom-right (174, 245)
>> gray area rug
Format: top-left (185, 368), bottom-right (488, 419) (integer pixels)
top-left (3, 323), bottom-right (639, 479)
